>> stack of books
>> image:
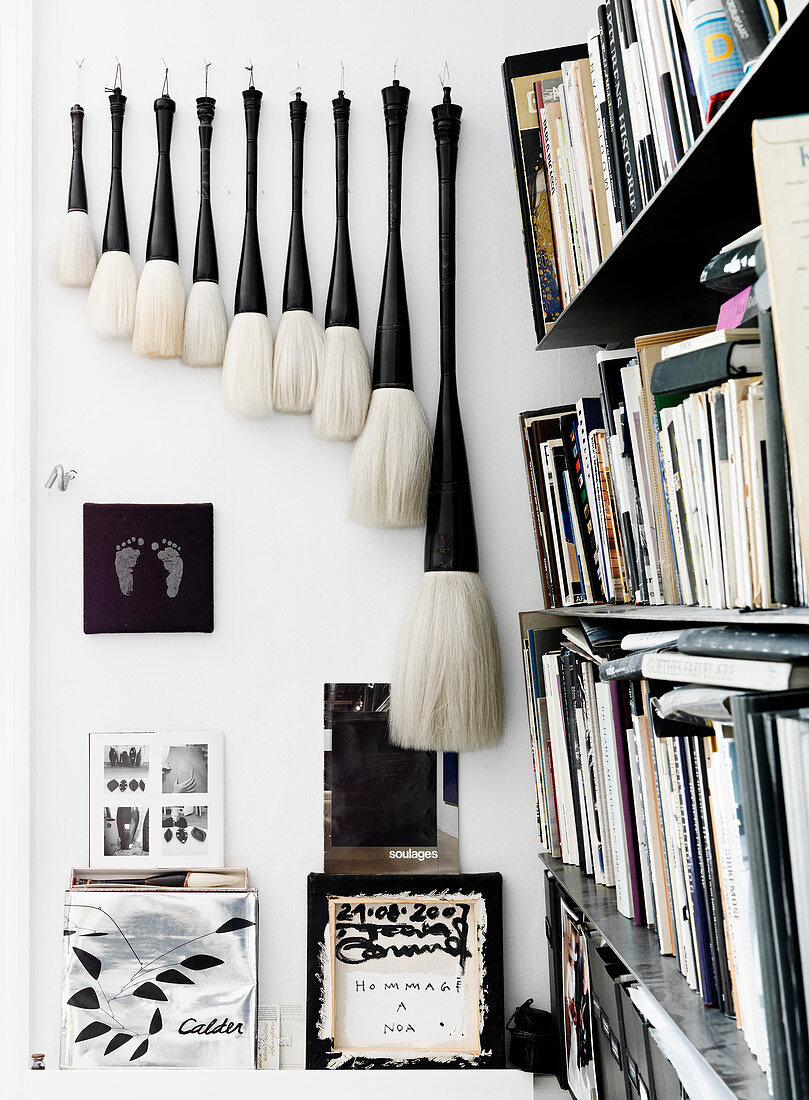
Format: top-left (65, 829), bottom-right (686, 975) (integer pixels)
top-left (521, 617), bottom-right (809, 1091)
top-left (503, 1), bottom-right (785, 334)
top-left (519, 227), bottom-right (803, 611)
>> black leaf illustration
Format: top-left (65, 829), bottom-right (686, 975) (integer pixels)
top-left (181, 954), bottom-right (224, 971)
top-left (156, 968), bottom-right (194, 985)
top-left (81, 932), bottom-right (109, 937)
top-left (150, 1008), bottom-right (163, 1035)
top-left (67, 986), bottom-right (99, 1010)
top-left (73, 947), bottom-right (102, 980)
top-left (215, 918), bottom-right (256, 934)
top-left (104, 1033), bottom-right (132, 1055)
top-left (76, 1022), bottom-right (110, 1043)
top-left (132, 982), bottom-right (168, 1001)
top-left (130, 1039), bottom-right (149, 1061)
top-left (63, 929), bottom-right (76, 936)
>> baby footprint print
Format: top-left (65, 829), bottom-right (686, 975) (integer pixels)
top-left (153, 539), bottom-right (183, 598)
top-left (114, 537), bottom-right (143, 595)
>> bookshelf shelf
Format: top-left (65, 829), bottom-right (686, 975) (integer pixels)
top-left (533, 603), bottom-right (809, 626)
top-left (533, 4), bottom-right (809, 352)
top-left (539, 853), bottom-right (769, 1100)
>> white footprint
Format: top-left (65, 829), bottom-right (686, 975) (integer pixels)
top-left (114, 537), bottom-right (143, 595)
top-left (152, 539), bottom-right (183, 598)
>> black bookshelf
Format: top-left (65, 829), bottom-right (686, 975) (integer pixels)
top-left (530, 3), bottom-right (809, 351)
top-left (540, 853), bottom-right (769, 1100)
top-left (535, 603), bottom-right (809, 626)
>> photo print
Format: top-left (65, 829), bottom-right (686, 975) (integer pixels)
top-left (561, 899), bottom-right (598, 1100)
top-left (323, 684), bottom-right (459, 874)
top-left (89, 732), bottom-right (223, 869)
top-left (104, 743), bottom-right (149, 794)
top-left (306, 873), bottom-right (505, 1069)
top-left (161, 805), bottom-right (209, 853)
top-left (61, 888), bottom-right (258, 1068)
top-left (83, 503), bottom-right (214, 634)
top-left (103, 807), bottom-right (150, 857)
top-left (162, 743), bottom-right (209, 795)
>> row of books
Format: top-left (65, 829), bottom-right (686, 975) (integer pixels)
top-left (519, 222), bottom-right (805, 611)
top-left (521, 615), bottom-right (809, 1098)
top-left (503, 1), bottom-right (786, 337)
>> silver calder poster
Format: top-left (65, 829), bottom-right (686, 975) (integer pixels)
top-left (61, 889), bottom-right (258, 1068)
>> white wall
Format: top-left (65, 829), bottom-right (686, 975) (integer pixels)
top-left (32, 0), bottom-right (597, 1067)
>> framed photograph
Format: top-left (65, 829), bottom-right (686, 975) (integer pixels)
top-left (89, 732), bottom-right (223, 869)
top-left (306, 873), bottom-right (504, 1069)
top-left (323, 684), bottom-right (459, 874)
top-left (83, 503), bottom-right (214, 634)
top-left (561, 899), bottom-right (598, 1100)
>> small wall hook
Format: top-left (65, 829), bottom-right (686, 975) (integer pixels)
top-left (45, 465), bottom-right (77, 492)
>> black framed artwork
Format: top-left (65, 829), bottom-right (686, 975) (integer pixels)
top-left (83, 504), bottom-right (214, 634)
top-left (306, 872), bottom-right (505, 1069)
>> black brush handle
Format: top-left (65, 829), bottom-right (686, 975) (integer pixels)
top-left (193, 96), bottom-right (218, 283)
top-left (282, 92), bottom-right (313, 313)
top-left (102, 90), bottom-right (128, 253)
top-left (234, 87), bottom-right (267, 315)
top-left (67, 104), bottom-right (88, 213)
top-left (325, 91), bottom-right (359, 329)
top-left (425, 89), bottom-right (477, 574)
top-left (145, 96), bottom-right (179, 263)
top-left (372, 81), bottom-right (412, 390)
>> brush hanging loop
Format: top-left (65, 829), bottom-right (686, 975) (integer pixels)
top-left (425, 85), bottom-right (477, 574)
top-left (245, 61), bottom-right (254, 90)
top-left (372, 80), bottom-right (412, 389)
top-left (105, 58), bottom-right (122, 94)
top-left (204, 59), bottom-right (211, 96)
top-left (161, 62), bottom-right (170, 98)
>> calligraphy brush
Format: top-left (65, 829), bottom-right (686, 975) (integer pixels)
top-left (347, 79), bottom-right (431, 527)
top-left (390, 87), bottom-right (504, 752)
top-left (87, 69), bottom-right (138, 338)
top-left (132, 69), bottom-right (186, 359)
top-left (272, 91), bottom-right (324, 414)
top-left (312, 89), bottom-right (371, 441)
top-left (51, 100), bottom-right (97, 287)
top-left (222, 76), bottom-right (274, 415)
top-left (183, 74), bottom-right (228, 367)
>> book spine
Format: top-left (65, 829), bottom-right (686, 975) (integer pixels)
top-left (520, 416), bottom-right (556, 606)
top-left (605, 0), bottom-right (643, 221)
top-left (759, 309), bottom-right (796, 606)
top-left (611, 681), bottom-right (646, 924)
top-left (616, 0), bottom-right (661, 202)
top-left (560, 651), bottom-right (590, 870)
top-left (588, 28), bottom-right (623, 248)
top-left (719, 0), bottom-right (773, 69)
top-left (640, 650), bottom-right (795, 690)
top-left (563, 415), bottom-right (607, 601)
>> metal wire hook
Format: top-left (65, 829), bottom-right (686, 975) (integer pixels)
top-left (45, 465), bottom-right (77, 492)
top-left (105, 57), bottom-right (122, 94)
top-left (204, 59), bottom-right (211, 95)
top-left (246, 60), bottom-right (254, 89)
top-left (339, 59), bottom-right (345, 93)
top-left (161, 60), bottom-right (170, 97)
top-left (439, 61), bottom-right (450, 88)
top-left (393, 58), bottom-right (399, 82)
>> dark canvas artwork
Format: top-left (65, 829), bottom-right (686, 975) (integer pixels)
top-left (83, 504), bottom-right (214, 634)
top-left (331, 715), bottom-right (437, 848)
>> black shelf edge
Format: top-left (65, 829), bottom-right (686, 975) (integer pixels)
top-left (532, 3), bottom-right (809, 351)
top-left (539, 853), bottom-right (769, 1100)
top-left (530, 603), bottom-right (809, 625)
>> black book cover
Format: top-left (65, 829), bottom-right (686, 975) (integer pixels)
top-left (604, 0), bottom-right (642, 222)
top-left (676, 736), bottom-right (718, 1005)
top-left (615, 0), bottom-right (661, 202)
top-left (543, 870), bottom-right (568, 1089)
top-left (559, 649), bottom-right (589, 869)
top-left (587, 935), bottom-right (630, 1100)
top-left (678, 627), bottom-right (809, 662)
top-left (596, 5), bottom-right (630, 232)
top-left (519, 412), bottom-right (558, 607)
top-left (730, 689), bottom-right (809, 1100)
top-left (760, 309), bottom-right (796, 605)
top-left (693, 738), bottom-right (734, 1016)
top-left (561, 412), bottom-right (607, 602)
top-left (649, 342), bottom-right (760, 397)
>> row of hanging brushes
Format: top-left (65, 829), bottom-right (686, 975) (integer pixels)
top-left (52, 68), bottom-right (504, 754)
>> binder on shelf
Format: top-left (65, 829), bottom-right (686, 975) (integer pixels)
top-left (586, 931), bottom-right (632, 1100)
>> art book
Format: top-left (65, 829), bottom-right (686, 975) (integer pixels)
top-left (323, 684), bottom-right (458, 874)
top-left (88, 732), bottom-right (224, 870)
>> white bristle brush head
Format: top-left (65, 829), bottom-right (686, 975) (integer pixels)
top-left (87, 250), bottom-right (138, 339)
top-left (132, 259), bottom-right (186, 359)
top-left (311, 325), bottom-right (371, 441)
top-left (221, 311), bottom-right (274, 417)
top-left (50, 209), bottom-right (97, 288)
top-left (272, 309), bottom-right (324, 414)
top-left (182, 280), bottom-right (228, 367)
top-left (390, 570), bottom-right (505, 752)
top-left (347, 387), bottom-right (431, 528)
